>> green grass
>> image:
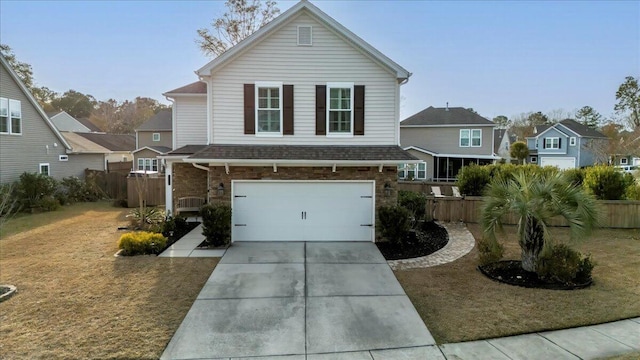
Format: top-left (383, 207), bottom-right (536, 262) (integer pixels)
top-left (0, 201), bottom-right (119, 239)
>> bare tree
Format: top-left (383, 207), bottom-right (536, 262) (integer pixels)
top-left (615, 76), bottom-right (640, 129)
top-left (197, 0), bottom-right (280, 57)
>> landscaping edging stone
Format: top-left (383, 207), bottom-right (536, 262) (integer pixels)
top-left (0, 285), bottom-right (17, 302)
top-left (388, 222), bottom-right (476, 270)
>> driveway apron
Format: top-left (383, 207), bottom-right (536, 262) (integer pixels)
top-left (161, 241), bottom-right (435, 359)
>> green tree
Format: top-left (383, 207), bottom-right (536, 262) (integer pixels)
top-left (482, 171), bottom-right (599, 273)
top-left (575, 106), bottom-right (603, 129)
top-left (197, 0), bottom-right (280, 57)
top-left (527, 111), bottom-right (550, 127)
top-left (509, 141), bottom-right (529, 163)
top-left (0, 44), bottom-right (34, 89)
top-left (615, 76), bottom-right (640, 129)
top-left (493, 115), bottom-right (510, 129)
top-left (51, 90), bottom-right (97, 119)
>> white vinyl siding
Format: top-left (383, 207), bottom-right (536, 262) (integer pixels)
top-left (209, 13), bottom-right (399, 145)
top-left (174, 96), bottom-right (208, 148)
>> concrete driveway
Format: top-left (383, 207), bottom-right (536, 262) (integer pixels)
top-left (161, 242), bottom-right (439, 359)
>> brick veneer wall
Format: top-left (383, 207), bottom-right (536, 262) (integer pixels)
top-left (171, 163), bottom-right (208, 212)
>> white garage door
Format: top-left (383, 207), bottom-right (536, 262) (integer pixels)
top-left (540, 157), bottom-right (576, 170)
top-left (232, 181), bottom-right (375, 242)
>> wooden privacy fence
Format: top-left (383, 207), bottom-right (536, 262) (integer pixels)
top-left (127, 177), bottom-right (166, 208)
top-left (107, 161), bottom-right (133, 174)
top-left (425, 196), bottom-right (640, 229)
top-left (85, 169), bottom-right (127, 200)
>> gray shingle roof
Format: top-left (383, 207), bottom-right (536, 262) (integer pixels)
top-left (559, 119), bottom-right (607, 138)
top-left (76, 133), bottom-right (136, 151)
top-left (137, 110), bottom-right (172, 131)
top-left (164, 81), bottom-right (207, 95)
top-left (188, 145), bottom-right (418, 161)
top-left (401, 106), bottom-right (494, 126)
top-left (167, 145), bottom-right (208, 155)
top-left (76, 117), bottom-right (103, 132)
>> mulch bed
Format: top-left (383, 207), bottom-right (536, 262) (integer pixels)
top-left (478, 260), bottom-right (593, 290)
top-left (377, 221), bottom-right (449, 260)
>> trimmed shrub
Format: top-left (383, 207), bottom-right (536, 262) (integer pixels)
top-left (118, 231), bottom-right (167, 255)
top-left (477, 237), bottom-right (505, 265)
top-left (377, 205), bottom-right (412, 246)
top-left (625, 183), bottom-right (640, 200)
top-left (15, 172), bottom-right (58, 211)
top-left (456, 164), bottom-right (491, 196)
top-left (584, 165), bottom-right (629, 200)
top-left (398, 190), bottom-right (427, 220)
top-left (60, 176), bottom-right (104, 204)
top-left (564, 168), bottom-right (585, 187)
top-left (537, 243), bottom-right (594, 285)
top-left (200, 203), bottom-right (232, 247)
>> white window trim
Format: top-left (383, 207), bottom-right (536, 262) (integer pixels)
top-left (137, 158), bottom-right (159, 172)
top-left (39, 163), bottom-right (50, 176)
top-left (545, 137), bottom-right (560, 149)
top-left (255, 81), bottom-right (283, 137)
top-left (621, 158), bottom-right (628, 165)
top-left (152, 133), bottom-right (160, 142)
top-left (530, 156), bottom-right (538, 163)
top-left (471, 129), bottom-right (482, 147)
top-left (398, 164), bottom-right (407, 179)
top-left (297, 25), bottom-right (313, 46)
top-left (0, 97), bottom-right (22, 135)
top-left (569, 137), bottom-right (576, 146)
top-left (459, 129), bottom-right (470, 147)
top-left (398, 163), bottom-right (426, 180)
top-left (326, 82), bottom-right (354, 137)
top-left (416, 162), bottom-right (427, 180)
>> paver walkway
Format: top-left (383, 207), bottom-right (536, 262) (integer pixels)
top-left (388, 222), bottom-right (475, 270)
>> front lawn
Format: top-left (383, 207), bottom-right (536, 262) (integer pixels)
top-left (395, 224), bottom-right (640, 344)
top-left (0, 203), bottom-right (218, 359)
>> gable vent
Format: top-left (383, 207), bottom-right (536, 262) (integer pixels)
top-left (297, 26), bottom-right (312, 46)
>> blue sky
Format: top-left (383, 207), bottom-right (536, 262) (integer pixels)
top-left (1, 0), bottom-right (638, 121)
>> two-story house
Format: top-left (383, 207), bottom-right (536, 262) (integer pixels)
top-left (133, 109), bottom-right (172, 173)
top-left (526, 119), bottom-right (608, 169)
top-left (494, 128), bottom-right (516, 163)
top-left (399, 106), bottom-right (498, 181)
top-left (0, 54), bottom-right (105, 183)
top-left (162, 0), bottom-right (418, 242)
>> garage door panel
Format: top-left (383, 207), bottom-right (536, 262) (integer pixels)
top-left (232, 181), bottom-right (374, 242)
top-left (540, 157), bottom-right (575, 170)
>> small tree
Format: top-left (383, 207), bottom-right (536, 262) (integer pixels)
top-left (575, 106), bottom-right (603, 129)
top-left (510, 141), bottom-right (529, 164)
top-left (615, 76), bottom-right (640, 129)
top-left (197, 0), bottom-right (280, 57)
top-left (482, 171), bottom-right (599, 273)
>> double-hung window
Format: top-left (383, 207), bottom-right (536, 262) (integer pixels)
top-left (398, 163), bottom-right (426, 180)
top-left (255, 82), bottom-right (282, 135)
top-left (0, 98), bottom-right (21, 134)
top-left (327, 82), bottom-right (353, 135)
top-left (137, 158), bottom-right (158, 172)
top-left (544, 137), bottom-right (560, 149)
top-left (153, 133), bottom-right (160, 142)
top-left (460, 129), bottom-right (481, 147)
top-left (39, 163), bottom-right (50, 176)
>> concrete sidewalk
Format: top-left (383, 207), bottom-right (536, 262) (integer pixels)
top-left (158, 224), bottom-right (226, 258)
top-left (440, 318), bottom-right (640, 359)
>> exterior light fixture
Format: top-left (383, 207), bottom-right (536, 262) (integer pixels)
top-left (217, 183), bottom-right (225, 196)
top-left (384, 182), bottom-right (392, 197)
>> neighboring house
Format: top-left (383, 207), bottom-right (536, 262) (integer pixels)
top-left (48, 111), bottom-right (102, 133)
top-left (399, 106), bottom-right (498, 181)
top-left (494, 128), bottom-right (517, 163)
top-left (162, 0), bottom-right (418, 242)
top-left (60, 131), bottom-right (111, 174)
top-left (133, 109), bottom-right (173, 173)
top-left (0, 54), bottom-right (102, 183)
top-left (74, 132), bottom-right (136, 166)
top-left (525, 119), bottom-right (608, 169)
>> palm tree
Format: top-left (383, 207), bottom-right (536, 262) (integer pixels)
top-left (481, 170), bottom-right (599, 273)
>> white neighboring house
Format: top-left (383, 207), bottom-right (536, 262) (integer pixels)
top-left (162, 0), bottom-right (418, 242)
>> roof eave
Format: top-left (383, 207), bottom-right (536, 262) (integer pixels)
top-left (182, 158), bottom-right (419, 165)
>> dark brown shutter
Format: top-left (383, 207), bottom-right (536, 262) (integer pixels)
top-left (558, 138), bottom-right (562, 148)
top-left (542, 138), bottom-right (546, 149)
top-left (283, 85), bottom-right (294, 135)
top-left (316, 85), bottom-right (326, 135)
top-left (244, 84), bottom-right (255, 134)
top-left (354, 85), bottom-right (365, 135)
